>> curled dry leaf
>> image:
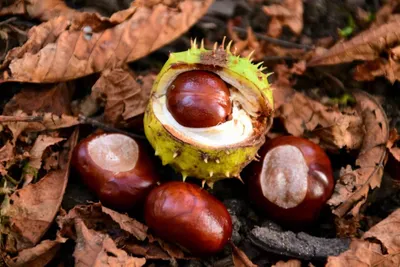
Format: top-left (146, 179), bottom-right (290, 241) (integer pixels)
top-left (327, 91), bottom-right (389, 217)
top-left (73, 219), bottom-right (146, 267)
top-left (263, 0), bottom-right (303, 38)
top-left (3, 235), bottom-right (67, 267)
top-left (231, 242), bottom-right (257, 267)
top-left (0, 0), bottom-right (214, 83)
top-left (91, 67), bottom-right (155, 127)
top-left (275, 91), bottom-right (365, 152)
top-left (0, 141), bottom-right (14, 175)
top-left (22, 134), bottom-right (65, 186)
top-left (308, 19), bottom-right (400, 67)
top-left (1, 129), bottom-right (78, 253)
top-left (326, 208), bottom-right (400, 266)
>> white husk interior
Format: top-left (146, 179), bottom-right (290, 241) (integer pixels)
top-left (153, 96), bottom-right (253, 147)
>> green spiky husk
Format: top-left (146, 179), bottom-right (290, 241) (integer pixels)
top-left (143, 42), bottom-right (274, 185)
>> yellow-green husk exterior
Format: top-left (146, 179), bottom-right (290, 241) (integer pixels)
top-left (143, 41), bottom-right (274, 185)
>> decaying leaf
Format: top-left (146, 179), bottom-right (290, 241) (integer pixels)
top-left (0, 141), bottom-right (14, 175)
top-left (1, 129), bottom-right (78, 253)
top-left (308, 18), bottom-right (400, 67)
top-left (326, 209), bottom-right (400, 266)
top-left (231, 242), bottom-right (257, 267)
top-left (22, 134), bottom-right (65, 186)
top-left (0, 0), bottom-right (214, 83)
top-left (3, 235), bottom-right (67, 267)
top-left (73, 219), bottom-right (146, 267)
top-left (275, 91), bottom-right (365, 152)
top-left (263, 0), bottom-right (303, 37)
top-left (91, 68), bottom-right (155, 127)
top-left (3, 83), bottom-right (75, 116)
top-left (328, 91), bottom-right (389, 217)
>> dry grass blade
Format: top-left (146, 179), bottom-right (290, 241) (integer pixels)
top-left (308, 18), bottom-right (400, 66)
top-left (0, 0), bottom-right (214, 83)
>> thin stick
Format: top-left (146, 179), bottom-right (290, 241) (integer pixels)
top-left (0, 115), bottom-right (43, 123)
top-left (199, 16), bottom-right (313, 50)
top-left (78, 115), bottom-right (146, 140)
top-left (5, 174), bottom-right (18, 186)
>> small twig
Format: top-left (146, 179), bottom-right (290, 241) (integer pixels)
top-left (4, 174), bottom-right (18, 186)
top-left (0, 17), bottom-right (17, 27)
top-left (231, 26), bottom-right (314, 50)
top-left (0, 115), bottom-right (44, 123)
top-left (78, 115), bottom-right (146, 140)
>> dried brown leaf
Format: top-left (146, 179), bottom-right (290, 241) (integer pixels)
top-left (272, 259), bottom-right (302, 267)
top-left (0, 141), bottom-right (14, 175)
top-left (3, 83), bottom-right (74, 116)
top-left (0, 0), bottom-right (81, 22)
top-left (231, 243), bottom-right (257, 267)
top-left (328, 91), bottom-right (389, 217)
top-left (3, 236), bottom-right (67, 267)
top-left (326, 209), bottom-right (400, 267)
top-left (2, 129), bottom-right (78, 253)
top-left (57, 203), bottom-right (147, 244)
top-left (23, 134), bottom-right (65, 186)
top-left (275, 92), bottom-right (365, 152)
top-left (91, 68), bottom-right (155, 127)
top-left (263, 0), bottom-right (303, 37)
top-left (0, 0), bottom-right (214, 83)
top-left (308, 19), bottom-right (400, 66)
top-left (73, 219), bottom-right (146, 267)
top-left (373, 0), bottom-right (400, 27)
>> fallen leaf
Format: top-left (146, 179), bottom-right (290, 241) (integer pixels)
top-left (2, 111), bottom-right (79, 145)
top-left (263, 0), bottom-right (303, 37)
top-left (2, 129), bottom-right (78, 253)
top-left (0, 0), bottom-right (81, 22)
top-left (327, 91), bottom-right (389, 217)
top-left (0, 0), bottom-right (214, 83)
top-left (372, 0), bottom-right (400, 27)
top-left (3, 236), bottom-right (67, 267)
top-left (91, 68), bottom-right (155, 127)
top-left (272, 259), bottom-right (302, 267)
top-left (73, 219), bottom-right (146, 267)
top-left (3, 83), bottom-right (75, 116)
top-left (326, 209), bottom-right (400, 266)
top-left (0, 141), bottom-right (14, 175)
top-left (22, 134), bottom-right (65, 186)
top-left (275, 91), bottom-right (365, 152)
top-left (101, 206), bottom-right (147, 241)
top-left (308, 19), bottom-right (400, 66)
top-left (231, 242), bottom-right (257, 267)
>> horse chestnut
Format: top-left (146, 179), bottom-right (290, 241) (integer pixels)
top-left (71, 132), bottom-right (161, 211)
top-left (144, 181), bottom-right (232, 256)
top-left (166, 70), bottom-right (232, 128)
top-left (246, 135), bottom-right (334, 225)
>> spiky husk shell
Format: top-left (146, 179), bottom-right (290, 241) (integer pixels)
top-left (143, 41), bottom-right (274, 186)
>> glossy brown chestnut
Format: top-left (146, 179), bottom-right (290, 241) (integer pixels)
top-left (246, 135), bottom-right (334, 225)
top-left (166, 70), bottom-right (232, 128)
top-left (71, 132), bottom-right (161, 211)
top-left (144, 181), bottom-right (232, 256)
